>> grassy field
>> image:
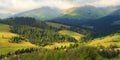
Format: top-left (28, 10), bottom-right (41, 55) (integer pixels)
top-left (0, 24), bottom-right (38, 55)
top-left (44, 42), bottom-right (74, 49)
top-left (0, 24), bottom-right (11, 32)
top-left (58, 30), bottom-right (84, 42)
top-left (87, 34), bottom-right (120, 49)
top-left (0, 38), bottom-right (37, 55)
top-left (0, 32), bottom-right (17, 39)
top-left (0, 23), bottom-right (17, 39)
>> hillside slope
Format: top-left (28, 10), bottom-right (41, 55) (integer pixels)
top-left (0, 23), bottom-right (38, 55)
top-left (87, 34), bottom-right (120, 50)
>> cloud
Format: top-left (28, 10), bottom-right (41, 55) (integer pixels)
top-left (0, 0), bottom-right (75, 14)
top-left (92, 0), bottom-right (120, 7)
top-left (0, 0), bottom-right (40, 14)
top-left (0, 0), bottom-right (120, 14)
top-left (66, 0), bottom-right (120, 7)
top-left (67, 0), bottom-right (98, 4)
top-left (34, 0), bottom-right (75, 9)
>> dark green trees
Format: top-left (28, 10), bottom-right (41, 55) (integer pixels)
top-left (10, 25), bottom-right (76, 46)
top-left (10, 36), bottom-right (26, 43)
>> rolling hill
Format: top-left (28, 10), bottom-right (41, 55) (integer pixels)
top-left (79, 9), bottom-right (120, 37)
top-left (50, 6), bottom-right (120, 38)
top-left (52, 6), bottom-right (119, 24)
top-left (0, 23), bottom-right (38, 55)
top-left (61, 6), bottom-right (114, 20)
top-left (87, 33), bottom-right (120, 50)
top-left (58, 30), bottom-right (84, 42)
top-left (0, 16), bottom-right (120, 60)
top-left (1, 17), bottom-right (89, 50)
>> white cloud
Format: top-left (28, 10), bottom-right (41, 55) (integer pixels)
top-left (92, 0), bottom-right (120, 7)
top-left (0, 0), bottom-right (75, 14)
top-left (67, 0), bottom-right (120, 7)
top-left (34, 0), bottom-right (75, 9)
top-left (0, 0), bottom-right (120, 14)
top-left (1, 0), bottom-right (42, 13)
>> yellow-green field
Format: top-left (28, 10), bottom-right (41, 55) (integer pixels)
top-left (0, 23), bottom-right (17, 39)
top-left (0, 38), bottom-right (37, 55)
top-left (44, 42), bottom-right (74, 49)
top-left (58, 30), bottom-right (84, 42)
top-left (0, 24), bottom-right (10, 32)
top-left (87, 34), bottom-right (120, 49)
top-left (0, 32), bottom-right (18, 39)
top-left (0, 24), bottom-right (38, 55)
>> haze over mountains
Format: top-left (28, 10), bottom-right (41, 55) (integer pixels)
top-left (61, 6), bottom-right (120, 20)
top-left (13, 7), bottom-right (62, 21)
top-left (0, 13), bottom-right (12, 19)
top-left (11, 5), bottom-right (119, 20)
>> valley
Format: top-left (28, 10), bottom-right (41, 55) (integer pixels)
top-left (0, 1), bottom-right (120, 60)
top-left (0, 16), bottom-right (120, 60)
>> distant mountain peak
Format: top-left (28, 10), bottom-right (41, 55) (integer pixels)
top-left (0, 13), bottom-right (12, 19)
top-left (61, 5), bottom-right (119, 20)
top-left (13, 6), bottom-right (62, 21)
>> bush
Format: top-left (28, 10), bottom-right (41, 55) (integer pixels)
top-left (99, 49), bottom-right (119, 58)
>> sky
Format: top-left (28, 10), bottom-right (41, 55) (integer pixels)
top-left (0, 0), bottom-right (120, 14)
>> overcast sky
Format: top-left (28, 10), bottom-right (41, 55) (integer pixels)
top-left (0, 0), bottom-right (120, 14)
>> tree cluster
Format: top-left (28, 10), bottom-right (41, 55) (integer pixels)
top-left (10, 25), bottom-right (76, 46)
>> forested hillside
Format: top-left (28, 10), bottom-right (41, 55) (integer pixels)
top-left (0, 17), bottom-right (120, 60)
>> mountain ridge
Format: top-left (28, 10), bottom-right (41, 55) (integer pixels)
top-left (13, 6), bottom-right (62, 21)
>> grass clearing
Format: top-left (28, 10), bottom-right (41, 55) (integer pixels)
top-left (0, 23), bottom-right (17, 38)
top-left (58, 30), bottom-right (84, 42)
top-left (87, 34), bottom-right (120, 49)
top-left (0, 38), bottom-right (37, 55)
top-left (0, 23), bottom-right (10, 32)
top-left (0, 32), bottom-right (17, 39)
top-left (44, 42), bottom-right (74, 49)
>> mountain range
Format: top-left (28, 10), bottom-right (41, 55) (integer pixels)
top-left (0, 13), bottom-right (12, 19)
top-left (1, 5), bottom-right (120, 60)
top-left (13, 7), bottom-right (62, 21)
top-left (1, 5), bottom-right (120, 37)
top-left (12, 5), bottom-right (120, 21)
